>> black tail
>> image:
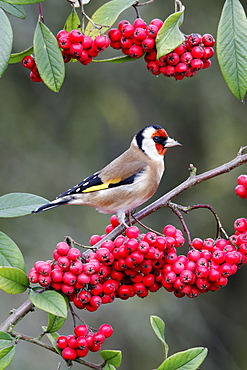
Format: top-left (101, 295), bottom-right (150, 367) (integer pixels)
top-left (32, 198), bottom-right (69, 214)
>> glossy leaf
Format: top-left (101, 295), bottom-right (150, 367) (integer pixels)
top-left (0, 332), bottom-right (13, 347)
top-left (29, 289), bottom-right (68, 318)
top-left (1, 0), bottom-right (46, 4)
top-left (217, 0), bottom-right (247, 101)
top-left (46, 313), bottom-right (66, 333)
top-left (103, 364), bottom-right (116, 370)
top-left (33, 21), bottom-right (65, 92)
top-left (85, 0), bottom-right (136, 38)
top-left (0, 1), bottom-right (25, 18)
top-left (9, 46), bottom-right (33, 64)
top-left (150, 315), bottom-right (169, 359)
top-left (156, 7), bottom-right (185, 59)
top-left (0, 346), bottom-right (15, 370)
top-left (0, 8), bottom-right (13, 77)
top-left (64, 8), bottom-right (81, 32)
top-left (100, 350), bottom-right (122, 367)
top-left (0, 267), bottom-right (28, 294)
top-left (0, 193), bottom-right (48, 217)
top-left (157, 347), bottom-right (208, 370)
top-left (0, 232), bottom-right (26, 272)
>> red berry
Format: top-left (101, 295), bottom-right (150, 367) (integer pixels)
top-left (69, 29), bottom-right (84, 43)
top-left (62, 347), bottom-right (77, 360)
top-left (67, 248), bottom-right (81, 261)
top-left (82, 35), bottom-right (93, 49)
top-left (99, 324), bottom-right (113, 338)
top-left (133, 18), bottom-right (147, 29)
top-left (237, 174), bottom-right (247, 186)
top-left (202, 33), bottom-right (215, 47)
top-left (235, 185), bottom-right (247, 198)
top-left (150, 18), bottom-right (163, 30)
top-left (203, 46), bottom-right (214, 59)
top-left (118, 20), bottom-right (130, 32)
top-left (174, 44), bottom-right (186, 55)
top-left (58, 35), bottom-right (72, 49)
top-left (142, 37), bottom-right (155, 52)
top-left (166, 53), bottom-right (179, 66)
top-left (22, 55), bottom-right (35, 69)
top-left (175, 62), bottom-right (188, 74)
top-left (56, 242), bottom-right (70, 256)
top-left (74, 325), bottom-right (89, 337)
top-left (56, 30), bottom-right (69, 40)
top-left (146, 24), bottom-right (158, 38)
top-left (121, 24), bottom-right (135, 38)
top-left (187, 33), bottom-right (202, 46)
top-left (108, 28), bottom-right (121, 41)
top-left (125, 226), bottom-right (140, 239)
top-left (191, 46), bottom-right (204, 59)
top-left (129, 44), bottom-right (143, 58)
top-left (30, 71), bottom-right (42, 82)
top-left (191, 58), bottom-right (204, 71)
top-left (56, 336), bottom-right (68, 349)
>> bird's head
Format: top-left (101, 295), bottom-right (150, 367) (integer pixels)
top-left (134, 125), bottom-right (181, 160)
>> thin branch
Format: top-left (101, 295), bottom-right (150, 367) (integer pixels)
top-left (10, 331), bottom-right (103, 369)
top-left (167, 202), bottom-right (192, 246)
top-left (0, 298), bottom-right (34, 332)
top-left (38, 3), bottom-right (45, 23)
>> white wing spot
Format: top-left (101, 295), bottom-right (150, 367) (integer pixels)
top-left (76, 188), bottom-right (81, 192)
top-left (84, 181), bottom-right (89, 186)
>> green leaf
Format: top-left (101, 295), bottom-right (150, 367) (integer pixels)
top-left (150, 316), bottom-right (169, 359)
top-left (156, 7), bottom-right (185, 59)
top-left (0, 1), bottom-right (25, 18)
top-left (92, 55), bottom-right (137, 63)
top-left (0, 8), bottom-right (13, 77)
top-left (0, 346), bottom-right (15, 370)
top-left (0, 193), bottom-right (48, 217)
top-left (33, 21), bottom-right (65, 92)
top-left (216, 0), bottom-right (247, 101)
top-left (103, 364), bottom-right (116, 370)
top-left (1, 0), bottom-right (46, 4)
top-left (64, 8), bottom-right (81, 33)
top-left (0, 232), bottom-right (26, 272)
top-left (44, 329), bottom-right (61, 354)
top-left (9, 46), bottom-right (33, 64)
top-left (85, 0), bottom-right (137, 38)
top-left (100, 350), bottom-right (122, 367)
top-left (0, 332), bottom-right (13, 347)
top-left (29, 289), bottom-right (68, 318)
top-left (157, 347), bottom-right (208, 370)
top-left (46, 313), bottom-right (66, 333)
top-left (0, 267), bottom-right (28, 294)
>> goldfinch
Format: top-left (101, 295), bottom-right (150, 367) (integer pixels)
top-left (33, 125), bottom-right (181, 224)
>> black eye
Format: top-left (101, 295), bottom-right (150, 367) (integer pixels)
top-left (153, 136), bottom-right (163, 144)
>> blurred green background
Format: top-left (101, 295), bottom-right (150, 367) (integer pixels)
top-left (0, 0), bottom-right (247, 369)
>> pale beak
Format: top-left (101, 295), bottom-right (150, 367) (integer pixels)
top-left (164, 137), bottom-right (182, 148)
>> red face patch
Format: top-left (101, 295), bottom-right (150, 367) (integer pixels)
top-left (152, 129), bottom-right (168, 155)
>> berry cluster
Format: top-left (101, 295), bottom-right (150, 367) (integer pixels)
top-left (56, 29), bottom-right (110, 65)
top-left (56, 323), bottom-right (113, 361)
top-left (108, 18), bottom-right (215, 80)
top-left (21, 17), bottom-right (215, 83)
top-left (235, 175), bottom-right (247, 199)
top-left (28, 215), bottom-right (247, 304)
top-left (161, 217), bottom-right (247, 298)
top-left (21, 55), bottom-right (42, 83)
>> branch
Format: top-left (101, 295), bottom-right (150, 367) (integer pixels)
top-left (90, 148), bottom-right (247, 248)
top-left (0, 298), bottom-right (34, 332)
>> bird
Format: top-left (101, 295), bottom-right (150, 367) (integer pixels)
top-left (32, 125), bottom-right (181, 224)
